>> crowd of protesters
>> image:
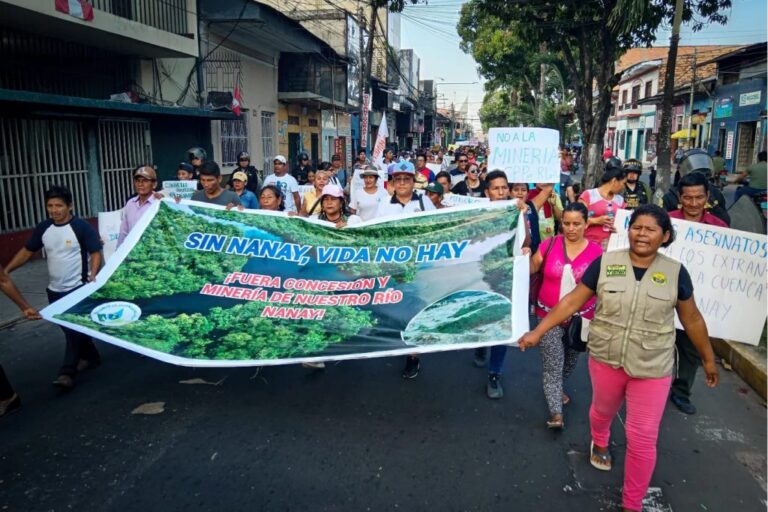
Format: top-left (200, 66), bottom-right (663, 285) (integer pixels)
top-left (0, 140), bottom-right (740, 512)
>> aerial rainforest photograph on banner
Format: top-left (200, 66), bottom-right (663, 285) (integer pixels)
top-left (43, 200), bottom-right (528, 366)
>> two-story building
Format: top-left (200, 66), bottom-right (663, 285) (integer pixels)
top-left (705, 42), bottom-right (767, 173)
top-left (605, 45), bottom-right (741, 167)
top-left (0, 0), bottom-right (236, 259)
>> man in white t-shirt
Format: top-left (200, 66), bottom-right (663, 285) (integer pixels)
top-left (263, 155), bottom-right (301, 213)
top-left (5, 185), bottom-right (103, 390)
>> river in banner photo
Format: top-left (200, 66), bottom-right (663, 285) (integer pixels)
top-left (58, 201), bottom-right (519, 361)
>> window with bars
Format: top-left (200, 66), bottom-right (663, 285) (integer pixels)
top-left (261, 112), bottom-right (276, 171)
top-left (220, 119), bottom-right (248, 167)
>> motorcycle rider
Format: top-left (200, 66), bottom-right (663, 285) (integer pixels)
top-left (662, 148), bottom-right (730, 226)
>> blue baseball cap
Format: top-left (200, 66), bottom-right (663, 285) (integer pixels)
top-left (389, 160), bottom-right (415, 176)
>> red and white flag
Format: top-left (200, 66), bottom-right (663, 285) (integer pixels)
top-left (371, 112), bottom-right (389, 168)
top-left (55, 0), bottom-right (95, 21)
top-left (232, 87), bottom-right (242, 116)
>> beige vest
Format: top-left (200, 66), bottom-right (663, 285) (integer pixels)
top-left (588, 250), bottom-right (680, 378)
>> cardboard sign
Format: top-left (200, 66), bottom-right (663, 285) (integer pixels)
top-left (488, 127), bottom-right (560, 184)
top-left (607, 209), bottom-right (767, 345)
top-left (163, 180), bottom-right (197, 199)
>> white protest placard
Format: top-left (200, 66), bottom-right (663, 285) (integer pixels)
top-left (607, 209), bottom-right (767, 345)
top-left (442, 194), bottom-right (490, 207)
top-left (98, 209), bottom-right (122, 262)
top-left (163, 180), bottom-right (197, 199)
top-left (349, 167), bottom-right (388, 206)
top-left (488, 127), bottom-right (560, 183)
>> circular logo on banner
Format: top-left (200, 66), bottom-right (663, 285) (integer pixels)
top-left (90, 302), bottom-right (142, 327)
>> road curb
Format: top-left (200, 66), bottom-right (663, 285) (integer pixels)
top-left (711, 338), bottom-right (767, 401)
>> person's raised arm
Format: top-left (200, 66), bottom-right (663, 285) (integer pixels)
top-left (677, 296), bottom-right (719, 387)
top-left (566, 186), bottom-right (576, 205)
top-left (0, 264), bottom-right (40, 319)
top-left (518, 283), bottom-right (594, 351)
top-left (4, 248), bottom-right (35, 274)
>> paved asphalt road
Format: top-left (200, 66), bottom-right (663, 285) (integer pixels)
top-left (1, 319), bottom-right (766, 512)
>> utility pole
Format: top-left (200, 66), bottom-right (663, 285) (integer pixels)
top-left (362, 1), bottom-right (378, 152)
top-left (450, 102), bottom-right (455, 145)
top-left (685, 48), bottom-right (697, 147)
top-left (655, 0), bottom-right (685, 194)
top-left (357, 5), bottom-right (366, 151)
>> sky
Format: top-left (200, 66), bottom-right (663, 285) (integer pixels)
top-left (400, 0), bottom-right (767, 136)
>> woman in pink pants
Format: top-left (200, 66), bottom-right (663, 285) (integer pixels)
top-left (518, 204), bottom-right (719, 512)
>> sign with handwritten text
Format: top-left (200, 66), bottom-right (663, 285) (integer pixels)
top-left (488, 127), bottom-right (560, 184)
top-left (607, 209), bottom-right (767, 345)
top-left (163, 180), bottom-right (197, 199)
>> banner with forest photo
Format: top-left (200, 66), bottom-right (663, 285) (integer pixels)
top-left (42, 200), bottom-right (530, 367)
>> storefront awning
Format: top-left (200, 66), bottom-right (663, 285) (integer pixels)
top-left (671, 128), bottom-right (697, 139)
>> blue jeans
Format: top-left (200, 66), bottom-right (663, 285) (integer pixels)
top-left (488, 345), bottom-right (507, 375)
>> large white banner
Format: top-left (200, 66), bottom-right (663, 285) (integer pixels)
top-left (607, 209), bottom-right (768, 345)
top-left (487, 127), bottom-right (560, 183)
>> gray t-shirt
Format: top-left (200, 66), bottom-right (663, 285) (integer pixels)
top-left (191, 189), bottom-right (241, 206)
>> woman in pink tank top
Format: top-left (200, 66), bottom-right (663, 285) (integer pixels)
top-left (579, 166), bottom-right (627, 250)
top-left (529, 203), bottom-right (602, 429)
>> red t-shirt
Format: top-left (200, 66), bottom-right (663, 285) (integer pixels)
top-left (668, 209), bottom-right (728, 227)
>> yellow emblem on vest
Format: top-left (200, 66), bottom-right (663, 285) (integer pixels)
top-left (606, 264), bottom-right (627, 277)
top-left (651, 272), bottom-right (667, 285)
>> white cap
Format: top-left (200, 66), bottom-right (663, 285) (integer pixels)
top-left (273, 155), bottom-right (287, 164)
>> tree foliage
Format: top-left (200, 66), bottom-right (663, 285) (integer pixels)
top-left (457, 0), bottom-right (730, 186)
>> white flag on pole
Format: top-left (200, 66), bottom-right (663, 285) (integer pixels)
top-left (372, 113), bottom-right (389, 170)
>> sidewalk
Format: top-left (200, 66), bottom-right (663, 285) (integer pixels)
top-left (0, 258), bottom-right (49, 327)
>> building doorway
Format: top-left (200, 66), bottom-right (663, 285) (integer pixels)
top-left (310, 133), bottom-right (319, 169)
top-left (288, 133), bottom-right (301, 170)
top-left (735, 121), bottom-right (757, 173)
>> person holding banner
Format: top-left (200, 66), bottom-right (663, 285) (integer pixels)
top-left (6, 186), bottom-right (103, 390)
top-left (312, 184), bottom-right (361, 228)
top-left (259, 185), bottom-right (286, 212)
top-left (518, 205), bottom-right (718, 512)
top-left (373, 163), bottom-right (435, 379)
top-left (0, 264), bottom-right (41, 417)
top-left (117, 166), bottom-right (158, 248)
top-left (301, 170), bottom-right (330, 217)
top-left (349, 168), bottom-right (388, 221)
top-left (190, 161), bottom-right (241, 208)
top-left (666, 172), bottom-right (727, 415)
top-left (529, 203), bottom-right (601, 428)
top-left (579, 163), bottom-right (626, 250)
top-left (473, 171), bottom-right (532, 398)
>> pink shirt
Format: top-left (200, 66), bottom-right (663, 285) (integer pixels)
top-left (580, 188), bottom-right (625, 248)
top-left (117, 195), bottom-right (157, 247)
top-left (535, 235), bottom-right (602, 320)
top-left (668, 209), bottom-right (728, 227)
